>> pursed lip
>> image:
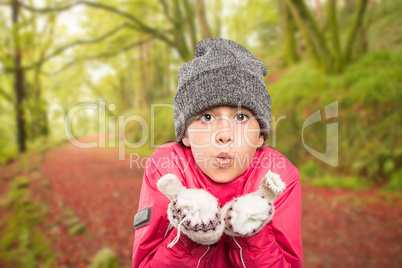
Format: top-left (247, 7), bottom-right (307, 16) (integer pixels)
top-left (216, 152), bottom-right (232, 159)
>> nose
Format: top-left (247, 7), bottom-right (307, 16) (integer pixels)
top-left (215, 116), bottom-right (233, 145)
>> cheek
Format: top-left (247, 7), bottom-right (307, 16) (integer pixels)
top-left (187, 125), bottom-right (212, 144)
top-left (240, 121), bottom-right (261, 144)
top-left (189, 135), bottom-right (211, 149)
top-left (193, 153), bottom-right (218, 171)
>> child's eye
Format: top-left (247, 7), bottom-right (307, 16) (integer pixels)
top-left (200, 114), bottom-right (215, 123)
top-left (235, 113), bottom-right (249, 122)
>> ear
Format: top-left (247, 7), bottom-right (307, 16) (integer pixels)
top-left (182, 136), bottom-right (191, 147)
top-left (257, 133), bottom-right (265, 148)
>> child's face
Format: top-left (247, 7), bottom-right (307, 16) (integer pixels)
top-left (182, 105), bottom-right (265, 183)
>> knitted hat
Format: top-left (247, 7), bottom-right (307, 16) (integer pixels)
top-left (173, 37), bottom-right (271, 143)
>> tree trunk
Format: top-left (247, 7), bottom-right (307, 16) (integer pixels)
top-left (284, 0), bottom-right (331, 70)
top-left (120, 74), bottom-right (130, 111)
top-left (279, 0), bottom-right (299, 67)
top-left (212, 0), bottom-right (222, 37)
top-left (12, 0), bottom-right (27, 152)
top-left (137, 41), bottom-right (145, 110)
top-left (172, 0), bottom-right (192, 61)
top-left (314, 0), bottom-right (324, 27)
top-left (344, 0), bottom-right (369, 64)
top-left (32, 67), bottom-right (49, 138)
top-left (327, 0), bottom-right (343, 73)
top-left (183, 0), bottom-right (197, 50)
top-left (355, 23), bottom-right (368, 59)
top-left (284, 0), bottom-right (319, 66)
top-left (195, 0), bottom-right (213, 40)
top-left (165, 42), bottom-right (171, 97)
top-left (355, 0), bottom-right (375, 59)
top-left (144, 39), bottom-right (151, 104)
top-left (343, 0), bottom-right (356, 15)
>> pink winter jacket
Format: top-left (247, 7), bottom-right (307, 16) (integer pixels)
top-left (132, 142), bottom-right (303, 268)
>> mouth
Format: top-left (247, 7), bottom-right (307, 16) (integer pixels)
top-left (215, 157), bottom-right (232, 167)
top-left (215, 152), bottom-right (233, 167)
top-left (217, 152), bottom-right (232, 159)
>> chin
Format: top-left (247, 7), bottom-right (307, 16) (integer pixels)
top-left (208, 171), bottom-right (236, 184)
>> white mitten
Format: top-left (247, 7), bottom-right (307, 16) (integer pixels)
top-left (157, 174), bottom-right (224, 247)
top-left (221, 170), bottom-right (286, 237)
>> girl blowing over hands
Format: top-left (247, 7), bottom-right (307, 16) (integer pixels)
top-left (132, 37), bottom-right (303, 268)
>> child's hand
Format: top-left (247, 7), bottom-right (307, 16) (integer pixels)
top-left (157, 173), bottom-right (224, 247)
top-left (221, 170), bottom-right (286, 237)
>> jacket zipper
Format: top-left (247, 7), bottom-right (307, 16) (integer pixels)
top-left (232, 237), bottom-right (246, 268)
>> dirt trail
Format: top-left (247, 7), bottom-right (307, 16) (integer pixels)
top-left (2, 140), bottom-right (401, 268)
top-left (36, 142), bottom-right (143, 268)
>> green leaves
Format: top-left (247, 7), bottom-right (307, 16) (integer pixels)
top-left (0, 176), bottom-right (56, 267)
top-left (88, 247), bottom-right (120, 268)
top-left (270, 50), bottom-right (402, 188)
top-left (63, 209), bottom-right (87, 236)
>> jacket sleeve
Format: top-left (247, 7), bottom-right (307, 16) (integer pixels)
top-left (226, 167), bottom-right (303, 268)
top-left (132, 161), bottom-right (216, 268)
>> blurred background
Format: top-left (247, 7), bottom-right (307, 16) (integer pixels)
top-left (0, 0), bottom-right (401, 267)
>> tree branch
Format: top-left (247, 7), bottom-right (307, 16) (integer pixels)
top-left (18, 1), bottom-right (159, 35)
top-left (183, 0), bottom-right (197, 49)
top-left (159, 0), bottom-right (177, 25)
top-left (17, 0), bottom-right (176, 48)
top-left (327, 0), bottom-right (343, 72)
top-left (344, 0), bottom-right (369, 63)
top-left (40, 33), bottom-right (168, 76)
top-left (4, 23), bottom-right (129, 72)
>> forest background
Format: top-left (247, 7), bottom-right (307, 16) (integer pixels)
top-left (0, 0), bottom-right (401, 267)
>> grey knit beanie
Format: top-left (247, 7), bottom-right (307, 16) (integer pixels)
top-left (173, 37), bottom-right (271, 143)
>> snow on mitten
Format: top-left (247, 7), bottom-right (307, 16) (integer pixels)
top-left (221, 169), bottom-right (286, 237)
top-left (157, 173), bottom-right (224, 247)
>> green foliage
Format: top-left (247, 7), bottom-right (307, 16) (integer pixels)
top-left (0, 146), bottom-right (18, 165)
top-left (269, 50), bottom-right (402, 186)
top-left (311, 174), bottom-right (373, 190)
top-left (123, 96), bottom-right (176, 157)
top-left (382, 169), bottom-right (402, 191)
top-left (0, 85), bottom-right (18, 164)
top-left (224, 0), bottom-right (280, 47)
top-left (0, 177), bottom-right (56, 267)
top-left (299, 159), bottom-right (323, 183)
top-left (368, 0), bottom-right (402, 51)
top-left (150, 98), bottom-right (177, 144)
top-left (63, 209), bottom-right (87, 236)
top-left (88, 247), bottom-right (119, 268)
top-left (345, 51), bottom-right (402, 104)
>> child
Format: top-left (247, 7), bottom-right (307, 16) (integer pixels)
top-left (132, 38), bottom-right (303, 267)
